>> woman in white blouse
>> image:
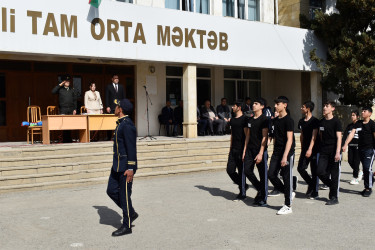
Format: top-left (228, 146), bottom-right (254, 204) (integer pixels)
top-left (84, 82), bottom-right (103, 114)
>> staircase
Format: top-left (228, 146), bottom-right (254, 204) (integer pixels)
top-left (0, 135), bottom-right (301, 193)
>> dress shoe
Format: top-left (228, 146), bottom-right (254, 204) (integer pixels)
top-left (325, 197), bottom-right (339, 205)
top-left (112, 225), bottom-right (132, 237)
top-left (131, 212), bottom-right (139, 223)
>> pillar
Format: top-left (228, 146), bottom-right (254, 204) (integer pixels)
top-left (182, 64), bottom-right (197, 138)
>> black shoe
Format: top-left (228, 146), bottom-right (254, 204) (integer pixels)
top-left (293, 176), bottom-right (298, 191)
top-left (131, 212), bottom-right (139, 223)
top-left (325, 197), bottom-right (339, 205)
top-left (235, 193), bottom-right (246, 200)
top-left (255, 200), bottom-right (268, 207)
top-left (308, 192), bottom-right (319, 200)
top-left (112, 225), bottom-right (132, 237)
top-left (305, 186), bottom-right (313, 197)
top-left (362, 189), bottom-right (372, 197)
top-left (253, 192), bottom-right (261, 203)
top-left (268, 190), bottom-right (280, 197)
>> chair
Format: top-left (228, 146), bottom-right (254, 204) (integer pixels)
top-left (80, 106), bottom-right (87, 114)
top-left (27, 106), bottom-right (42, 144)
top-left (47, 106), bottom-right (58, 115)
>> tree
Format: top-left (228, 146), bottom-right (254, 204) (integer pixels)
top-left (301, 0), bottom-right (375, 107)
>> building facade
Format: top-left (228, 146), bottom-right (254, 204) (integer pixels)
top-left (0, 0), bottom-right (326, 141)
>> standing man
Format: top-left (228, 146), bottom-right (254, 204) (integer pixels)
top-left (52, 75), bottom-right (77, 143)
top-left (161, 100), bottom-right (177, 136)
top-left (105, 74), bottom-right (125, 140)
top-left (226, 101), bottom-right (248, 200)
top-left (268, 96), bottom-right (295, 215)
top-left (342, 107), bottom-right (375, 197)
top-left (316, 101), bottom-right (342, 205)
top-left (216, 98), bottom-right (232, 134)
top-left (243, 98), bottom-right (269, 206)
top-left (297, 101), bottom-right (320, 199)
top-left (106, 98), bottom-right (138, 236)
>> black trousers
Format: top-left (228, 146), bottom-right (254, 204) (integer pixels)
top-left (243, 148), bottom-right (268, 202)
top-left (227, 148), bottom-right (245, 195)
top-left (106, 169), bottom-right (135, 229)
top-left (348, 146), bottom-right (360, 178)
top-left (359, 148), bottom-right (375, 189)
top-left (297, 150), bottom-right (319, 194)
top-left (316, 150), bottom-right (341, 199)
top-left (268, 151), bottom-right (294, 206)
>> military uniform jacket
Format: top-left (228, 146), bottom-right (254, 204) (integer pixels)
top-left (51, 85), bottom-right (77, 112)
top-left (112, 116), bottom-right (137, 173)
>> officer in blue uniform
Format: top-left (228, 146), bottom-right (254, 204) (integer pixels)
top-left (106, 98), bottom-right (138, 237)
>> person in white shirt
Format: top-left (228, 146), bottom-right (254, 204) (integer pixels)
top-left (84, 82), bottom-right (103, 114)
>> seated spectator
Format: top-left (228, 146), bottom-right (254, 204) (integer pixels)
top-left (161, 100), bottom-right (177, 136)
top-left (200, 100), bottom-right (224, 135)
top-left (174, 100), bottom-right (183, 135)
top-left (216, 97), bottom-right (232, 134)
top-left (197, 106), bottom-right (207, 136)
top-left (243, 97), bottom-right (253, 118)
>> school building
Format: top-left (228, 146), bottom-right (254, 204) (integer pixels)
top-left (0, 0), bottom-right (328, 141)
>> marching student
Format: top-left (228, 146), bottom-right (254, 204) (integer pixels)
top-left (342, 110), bottom-right (362, 185)
top-left (316, 101), bottom-right (342, 205)
top-left (243, 98), bottom-right (269, 206)
top-left (342, 107), bottom-right (375, 197)
top-left (226, 101), bottom-right (248, 200)
top-left (297, 101), bottom-right (320, 199)
top-left (268, 96), bottom-right (295, 215)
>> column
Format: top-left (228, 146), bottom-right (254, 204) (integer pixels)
top-left (310, 72), bottom-right (322, 118)
top-left (182, 64), bottom-right (197, 138)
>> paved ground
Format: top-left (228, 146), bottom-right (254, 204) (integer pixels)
top-left (0, 161), bottom-right (374, 250)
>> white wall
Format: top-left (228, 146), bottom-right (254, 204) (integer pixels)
top-left (135, 62), bottom-right (166, 136)
top-left (135, 0), bottom-right (164, 8)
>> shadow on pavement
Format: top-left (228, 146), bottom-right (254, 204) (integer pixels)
top-left (195, 185), bottom-right (237, 201)
top-left (93, 206), bottom-right (122, 228)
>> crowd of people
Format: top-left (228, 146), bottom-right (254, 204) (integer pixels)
top-left (225, 96), bottom-right (375, 215)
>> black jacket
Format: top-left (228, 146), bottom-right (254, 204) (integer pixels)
top-left (52, 85), bottom-right (77, 113)
top-left (161, 106), bottom-right (174, 123)
top-left (216, 105), bottom-right (232, 120)
top-left (105, 83), bottom-right (125, 112)
top-left (200, 106), bottom-right (218, 120)
top-left (174, 106), bottom-right (183, 123)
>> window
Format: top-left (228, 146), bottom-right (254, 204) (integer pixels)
top-left (0, 74), bottom-right (5, 126)
top-left (237, 0), bottom-right (245, 19)
top-left (196, 0), bottom-right (210, 14)
top-left (248, 0), bottom-right (259, 21)
top-left (224, 69), bottom-right (261, 104)
top-left (166, 66), bottom-right (183, 105)
top-left (165, 0), bottom-right (180, 10)
top-left (116, 0), bottom-right (133, 2)
top-left (223, 0), bottom-right (234, 17)
top-left (182, 0), bottom-right (194, 11)
top-left (197, 68), bottom-right (211, 106)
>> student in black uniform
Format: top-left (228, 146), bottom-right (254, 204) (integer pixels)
top-left (342, 107), bottom-right (375, 197)
top-left (243, 98), bottom-right (269, 206)
top-left (268, 96), bottom-right (295, 215)
top-left (316, 101), bottom-right (342, 205)
top-left (297, 101), bottom-right (320, 199)
top-left (226, 101), bottom-right (248, 200)
top-left (342, 110), bottom-right (362, 185)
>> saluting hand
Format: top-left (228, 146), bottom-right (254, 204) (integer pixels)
top-left (124, 170), bottom-right (134, 183)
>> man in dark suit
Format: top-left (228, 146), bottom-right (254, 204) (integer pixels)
top-left (216, 97), bottom-right (232, 134)
top-left (174, 100), bottom-right (183, 135)
top-left (161, 100), bottom-right (177, 136)
top-left (105, 74), bottom-right (125, 114)
top-left (105, 74), bottom-right (125, 140)
top-left (52, 75), bottom-right (77, 143)
top-left (200, 100), bottom-right (224, 135)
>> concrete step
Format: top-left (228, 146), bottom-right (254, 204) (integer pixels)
top-left (0, 166), bottom-right (226, 193)
top-left (0, 159), bottom-right (227, 187)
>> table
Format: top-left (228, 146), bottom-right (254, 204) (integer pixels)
top-left (42, 115), bottom-right (117, 144)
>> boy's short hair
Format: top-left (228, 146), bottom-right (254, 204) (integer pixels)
top-left (254, 97), bottom-right (266, 107)
top-left (323, 100), bottom-right (336, 108)
top-left (351, 110), bottom-right (360, 116)
top-left (303, 101), bottom-right (315, 112)
top-left (362, 107), bottom-right (373, 113)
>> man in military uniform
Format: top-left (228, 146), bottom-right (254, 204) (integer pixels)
top-left (51, 75), bottom-right (77, 143)
top-left (106, 98), bottom-right (138, 236)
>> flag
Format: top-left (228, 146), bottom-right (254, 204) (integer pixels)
top-left (89, 0), bottom-right (102, 8)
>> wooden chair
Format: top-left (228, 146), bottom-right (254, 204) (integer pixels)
top-left (80, 106), bottom-right (87, 114)
top-left (47, 106), bottom-right (58, 115)
top-left (27, 106), bottom-right (42, 144)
